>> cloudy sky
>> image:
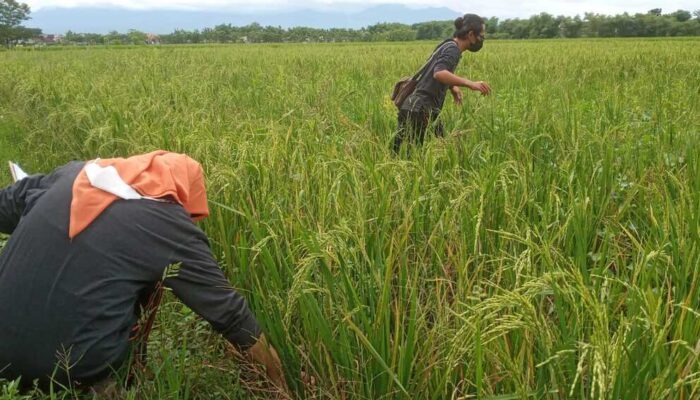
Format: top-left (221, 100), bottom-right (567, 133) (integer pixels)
top-left (23, 0), bottom-right (698, 19)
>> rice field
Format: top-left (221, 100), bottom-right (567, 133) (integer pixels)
top-left (1, 37), bottom-right (699, 399)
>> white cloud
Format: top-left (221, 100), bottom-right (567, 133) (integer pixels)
top-left (451, 0), bottom-right (699, 19)
top-left (25, 0), bottom-right (699, 18)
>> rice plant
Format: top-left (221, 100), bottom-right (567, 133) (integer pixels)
top-left (0, 37), bottom-right (699, 399)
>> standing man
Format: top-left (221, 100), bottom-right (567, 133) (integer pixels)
top-left (393, 13), bottom-right (492, 153)
top-left (0, 151), bottom-right (287, 394)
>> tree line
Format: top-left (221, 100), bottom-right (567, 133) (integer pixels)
top-left (61, 9), bottom-right (700, 45)
top-left (0, 0), bottom-right (41, 46)
top-left (2, 0), bottom-right (700, 47)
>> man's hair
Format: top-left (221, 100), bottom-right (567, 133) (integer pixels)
top-left (454, 14), bottom-right (484, 39)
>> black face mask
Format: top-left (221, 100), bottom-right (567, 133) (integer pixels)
top-left (468, 34), bottom-right (484, 52)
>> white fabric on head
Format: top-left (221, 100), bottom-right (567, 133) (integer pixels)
top-left (84, 161), bottom-right (143, 200)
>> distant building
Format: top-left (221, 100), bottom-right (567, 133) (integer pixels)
top-left (146, 33), bottom-right (160, 45)
top-left (17, 34), bottom-right (64, 46)
top-left (40, 34), bottom-right (64, 44)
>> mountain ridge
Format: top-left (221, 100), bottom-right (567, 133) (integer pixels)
top-left (27, 5), bottom-right (462, 34)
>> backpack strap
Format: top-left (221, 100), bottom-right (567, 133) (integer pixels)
top-left (412, 39), bottom-right (457, 81)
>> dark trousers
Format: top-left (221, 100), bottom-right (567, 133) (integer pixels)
top-left (392, 109), bottom-right (444, 154)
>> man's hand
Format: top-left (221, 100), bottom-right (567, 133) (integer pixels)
top-left (246, 334), bottom-right (289, 394)
top-left (466, 80), bottom-right (492, 96)
top-left (450, 86), bottom-right (463, 105)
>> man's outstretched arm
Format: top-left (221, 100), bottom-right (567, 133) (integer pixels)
top-left (166, 236), bottom-right (288, 392)
top-left (434, 70), bottom-right (491, 96)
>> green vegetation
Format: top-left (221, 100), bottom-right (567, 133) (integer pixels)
top-left (0, 37), bottom-right (699, 399)
top-left (0, 0), bottom-right (38, 47)
top-left (56, 9), bottom-right (700, 46)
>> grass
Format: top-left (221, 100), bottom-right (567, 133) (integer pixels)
top-left (0, 37), bottom-right (699, 399)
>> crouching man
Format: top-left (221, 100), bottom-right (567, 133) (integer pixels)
top-left (0, 151), bottom-right (287, 394)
